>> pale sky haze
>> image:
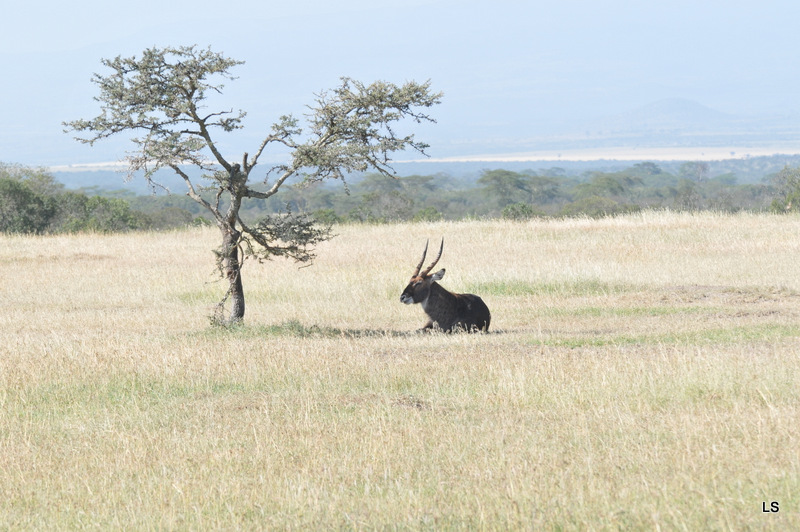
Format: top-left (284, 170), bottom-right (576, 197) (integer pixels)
top-left (2, 0), bottom-right (799, 165)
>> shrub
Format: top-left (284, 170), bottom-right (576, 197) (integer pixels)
top-left (312, 208), bottom-right (343, 225)
top-left (559, 196), bottom-right (640, 218)
top-left (501, 202), bottom-right (539, 220)
top-left (412, 206), bottom-right (443, 222)
top-left (0, 178), bottom-right (55, 233)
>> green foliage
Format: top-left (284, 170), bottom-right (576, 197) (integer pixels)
top-left (0, 162), bottom-right (65, 196)
top-left (292, 79), bottom-right (443, 183)
top-left (478, 169), bottom-right (531, 208)
top-left (769, 166), bottom-right (800, 213)
top-left (4, 157), bottom-right (797, 236)
top-left (632, 161), bottom-right (664, 176)
top-left (0, 164), bottom-right (196, 234)
top-left (679, 161), bottom-right (710, 182)
top-left (528, 176), bottom-right (563, 204)
top-left (574, 176), bottom-right (622, 199)
top-left (64, 46), bottom-right (246, 183)
top-left (412, 206), bottom-right (443, 222)
top-left (574, 173), bottom-right (643, 202)
top-left (56, 194), bottom-right (149, 233)
top-left (142, 206), bottom-right (195, 229)
top-left (672, 179), bottom-right (702, 211)
top-left (501, 202), bottom-right (539, 220)
top-left (0, 178), bottom-right (55, 234)
top-left (0, 163), bottom-right (60, 234)
top-left (349, 190), bottom-right (414, 222)
top-left (312, 209), bottom-right (342, 225)
top-left (241, 207), bottom-right (333, 265)
top-left (560, 196), bottom-right (640, 218)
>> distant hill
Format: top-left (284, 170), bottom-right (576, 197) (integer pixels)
top-left (460, 98), bottom-right (800, 159)
top-left (578, 98), bottom-right (800, 143)
top-left (593, 98), bottom-right (736, 133)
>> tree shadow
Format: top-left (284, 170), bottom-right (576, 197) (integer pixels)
top-left (202, 319), bottom-right (407, 339)
top-left (203, 319), bottom-right (511, 339)
top-left (201, 319), bottom-right (508, 339)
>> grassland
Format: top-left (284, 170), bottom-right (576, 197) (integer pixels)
top-left (1, 211), bottom-right (799, 530)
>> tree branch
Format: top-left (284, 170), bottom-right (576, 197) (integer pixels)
top-left (170, 164), bottom-right (223, 224)
top-left (186, 105), bottom-right (232, 173)
top-left (244, 166), bottom-right (297, 200)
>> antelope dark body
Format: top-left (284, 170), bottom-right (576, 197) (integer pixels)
top-left (400, 239), bottom-right (491, 333)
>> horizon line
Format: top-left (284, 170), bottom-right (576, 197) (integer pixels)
top-left (47, 145), bottom-right (800, 172)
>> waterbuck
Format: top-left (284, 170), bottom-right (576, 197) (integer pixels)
top-left (400, 239), bottom-right (491, 332)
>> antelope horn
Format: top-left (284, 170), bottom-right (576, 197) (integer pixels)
top-left (420, 238), bottom-right (444, 277)
top-left (411, 239), bottom-right (429, 277)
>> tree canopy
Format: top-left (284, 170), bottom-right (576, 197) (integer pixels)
top-left (65, 45), bottom-right (442, 324)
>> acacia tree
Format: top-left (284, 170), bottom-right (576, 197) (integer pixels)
top-left (65, 45), bottom-right (441, 324)
top-left (477, 169), bottom-right (532, 209)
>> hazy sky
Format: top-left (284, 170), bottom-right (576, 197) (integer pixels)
top-left (2, 0), bottom-right (800, 165)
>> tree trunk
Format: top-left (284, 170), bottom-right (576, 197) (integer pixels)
top-left (222, 226), bottom-right (245, 323)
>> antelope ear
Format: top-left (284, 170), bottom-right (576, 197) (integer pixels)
top-left (431, 268), bottom-right (445, 281)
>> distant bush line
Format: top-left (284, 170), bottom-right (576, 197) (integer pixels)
top-left (2, 161), bottom-right (800, 234)
top-left (0, 164), bottom-right (195, 234)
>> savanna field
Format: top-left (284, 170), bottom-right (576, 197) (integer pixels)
top-left (1, 211), bottom-right (799, 529)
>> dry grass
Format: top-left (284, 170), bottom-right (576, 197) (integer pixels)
top-left (1, 211), bottom-right (799, 529)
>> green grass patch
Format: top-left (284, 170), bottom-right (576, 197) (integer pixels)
top-left (543, 305), bottom-right (710, 318)
top-left (470, 278), bottom-right (637, 297)
top-left (8, 376), bottom-right (253, 423)
top-left (532, 323), bottom-right (800, 348)
top-left (174, 286), bottom-right (222, 304)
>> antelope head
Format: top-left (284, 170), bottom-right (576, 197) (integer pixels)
top-left (400, 238), bottom-right (445, 306)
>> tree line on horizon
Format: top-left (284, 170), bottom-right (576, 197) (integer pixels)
top-left (0, 163), bottom-right (192, 234)
top-left (2, 160), bottom-right (800, 234)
